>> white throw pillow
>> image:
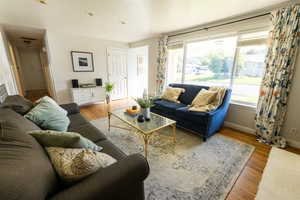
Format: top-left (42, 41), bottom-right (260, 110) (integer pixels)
top-left (161, 87), bottom-right (185, 103)
top-left (191, 89), bottom-right (217, 107)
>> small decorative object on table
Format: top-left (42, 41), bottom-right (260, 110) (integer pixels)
top-left (125, 106), bottom-right (140, 117)
top-left (137, 115), bottom-right (145, 123)
top-left (135, 94), bottom-right (156, 121)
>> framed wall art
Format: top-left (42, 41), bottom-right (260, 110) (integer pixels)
top-left (71, 51), bottom-right (94, 72)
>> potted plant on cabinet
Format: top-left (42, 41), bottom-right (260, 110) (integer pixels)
top-left (105, 82), bottom-right (114, 104)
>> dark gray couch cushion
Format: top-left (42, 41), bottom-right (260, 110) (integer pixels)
top-left (0, 95), bottom-right (34, 115)
top-left (0, 108), bottom-right (58, 200)
top-left (68, 113), bottom-right (106, 142)
top-left (0, 108), bottom-right (40, 132)
top-left (96, 140), bottom-right (126, 161)
top-left (60, 103), bottom-right (80, 115)
top-left (153, 99), bottom-right (186, 115)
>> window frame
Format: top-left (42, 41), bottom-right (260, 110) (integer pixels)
top-left (169, 29), bottom-right (269, 108)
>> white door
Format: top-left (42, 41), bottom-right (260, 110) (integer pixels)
top-left (107, 48), bottom-right (128, 100)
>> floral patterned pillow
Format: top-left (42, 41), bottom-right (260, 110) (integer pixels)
top-left (46, 147), bottom-right (117, 182)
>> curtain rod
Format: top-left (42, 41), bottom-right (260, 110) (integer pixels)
top-left (168, 12), bottom-right (271, 38)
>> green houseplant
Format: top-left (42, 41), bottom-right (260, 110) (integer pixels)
top-left (135, 96), bottom-right (156, 119)
top-left (105, 82), bottom-right (114, 104)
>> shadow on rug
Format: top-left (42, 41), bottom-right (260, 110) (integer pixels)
top-left (91, 117), bottom-right (254, 200)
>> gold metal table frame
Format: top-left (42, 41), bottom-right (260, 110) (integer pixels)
top-left (108, 110), bottom-right (176, 159)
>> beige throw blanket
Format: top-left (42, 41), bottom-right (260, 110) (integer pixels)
top-left (189, 87), bottom-right (227, 112)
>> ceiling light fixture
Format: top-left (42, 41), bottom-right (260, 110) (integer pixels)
top-left (38, 0), bottom-right (47, 5)
top-left (120, 20), bottom-right (127, 25)
top-left (87, 11), bottom-right (94, 17)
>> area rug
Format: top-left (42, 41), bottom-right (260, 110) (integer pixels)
top-left (91, 117), bottom-right (254, 200)
top-left (255, 147), bottom-right (300, 200)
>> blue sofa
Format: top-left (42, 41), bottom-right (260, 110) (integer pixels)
top-left (151, 83), bottom-right (232, 141)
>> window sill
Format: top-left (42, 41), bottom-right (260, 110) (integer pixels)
top-left (230, 101), bottom-right (257, 112)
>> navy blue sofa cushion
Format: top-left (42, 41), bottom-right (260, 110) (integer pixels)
top-left (153, 99), bottom-right (186, 116)
top-left (175, 107), bottom-right (208, 125)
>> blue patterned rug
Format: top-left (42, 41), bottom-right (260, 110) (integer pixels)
top-left (91, 118), bottom-right (254, 200)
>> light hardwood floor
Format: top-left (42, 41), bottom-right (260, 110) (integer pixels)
top-left (80, 99), bottom-right (300, 200)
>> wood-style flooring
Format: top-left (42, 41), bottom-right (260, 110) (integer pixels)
top-left (80, 99), bottom-right (300, 200)
top-left (25, 89), bottom-right (49, 101)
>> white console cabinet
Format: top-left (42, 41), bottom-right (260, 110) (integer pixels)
top-left (71, 87), bottom-right (104, 105)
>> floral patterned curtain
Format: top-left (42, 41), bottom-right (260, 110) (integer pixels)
top-left (156, 36), bottom-right (168, 96)
top-left (255, 5), bottom-right (300, 147)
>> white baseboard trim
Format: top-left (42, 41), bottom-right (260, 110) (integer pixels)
top-left (224, 121), bottom-right (255, 135)
top-left (224, 121), bottom-right (300, 149)
top-left (286, 139), bottom-right (300, 149)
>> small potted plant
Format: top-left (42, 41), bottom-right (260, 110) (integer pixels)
top-left (105, 82), bottom-right (114, 104)
top-left (135, 96), bottom-right (155, 120)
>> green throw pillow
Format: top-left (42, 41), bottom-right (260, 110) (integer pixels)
top-left (24, 100), bottom-right (70, 131)
top-left (28, 130), bottom-right (103, 152)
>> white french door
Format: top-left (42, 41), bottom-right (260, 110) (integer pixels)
top-left (107, 48), bottom-right (128, 100)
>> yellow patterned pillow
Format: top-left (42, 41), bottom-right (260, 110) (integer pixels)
top-left (46, 147), bottom-right (116, 182)
top-left (191, 89), bottom-right (217, 107)
top-left (161, 87), bottom-right (185, 103)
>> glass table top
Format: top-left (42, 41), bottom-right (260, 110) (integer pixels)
top-left (110, 109), bottom-right (176, 134)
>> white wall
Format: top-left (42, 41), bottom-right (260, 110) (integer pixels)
top-left (278, 51), bottom-right (300, 147)
top-left (0, 26), bottom-right (17, 95)
top-left (46, 31), bottom-right (129, 104)
top-left (128, 46), bottom-right (148, 97)
top-left (18, 48), bottom-right (47, 91)
top-left (130, 38), bottom-right (158, 95)
top-left (39, 48), bottom-right (55, 97)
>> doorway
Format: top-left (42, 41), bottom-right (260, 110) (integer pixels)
top-left (4, 25), bottom-right (54, 101)
top-left (107, 48), bottom-right (128, 100)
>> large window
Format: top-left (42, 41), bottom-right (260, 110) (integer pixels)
top-left (232, 45), bottom-right (267, 105)
top-left (167, 31), bottom-right (269, 107)
top-left (167, 47), bottom-right (183, 84)
top-left (185, 37), bottom-right (237, 87)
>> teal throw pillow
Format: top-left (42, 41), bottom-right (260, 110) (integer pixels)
top-left (28, 130), bottom-right (103, 152)
top-left (36, 96), bottom-right (67, 116)
top-left (24, 100), bottom-right (70, 131)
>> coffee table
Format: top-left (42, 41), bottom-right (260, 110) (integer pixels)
top-left (108, 109), bottom-right (176, 158)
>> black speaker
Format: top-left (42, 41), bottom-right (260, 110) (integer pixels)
top-left (95, 78), bottom-right (102, 86)
top-left (72, 79), bottom-right (79, 88)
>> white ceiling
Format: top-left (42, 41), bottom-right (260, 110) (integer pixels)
top-left (0, 0), bottom-right (289, 43)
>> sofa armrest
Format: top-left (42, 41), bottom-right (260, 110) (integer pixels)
top-left (205, 90), bottom-right (231, 137)
top-left (49, 154), bottom-right (149, 200)
top-left (60, 103), bottom-right (80, 115)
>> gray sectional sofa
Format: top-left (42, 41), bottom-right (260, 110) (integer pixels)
top-left (0, 101), bottom-right (149, 200)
